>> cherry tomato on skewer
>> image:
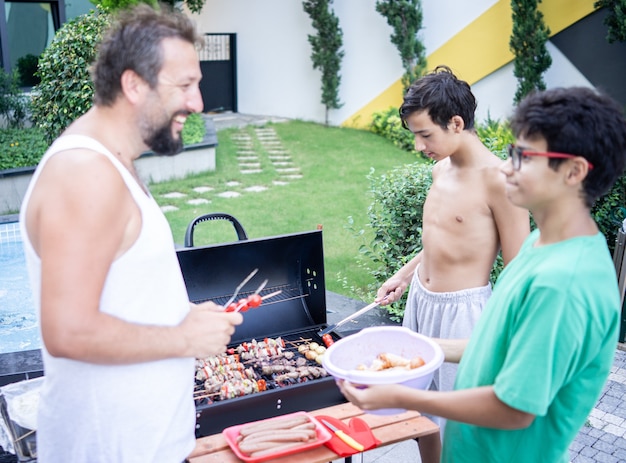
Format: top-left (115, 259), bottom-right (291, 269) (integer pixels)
top-left (322, 333), bottom-right (334, 347)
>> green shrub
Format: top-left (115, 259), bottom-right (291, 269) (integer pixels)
top-left (344, 162), bottom-right (431, 321)
top-left (31, 9), bottom-right (111, 143)
top-left (0, 128), bottom-right (48, 169)
top-left (370, 106), bottom-right (416, 154)
top-left (16, 54), bottom-right (41, 87)
top-left (181, 112), bottom-right (206, 145)
top-left (0, 68), bottom-right (28, 128)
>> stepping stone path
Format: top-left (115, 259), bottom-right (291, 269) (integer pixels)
top-left (158, 125), bottom-right (300, 213)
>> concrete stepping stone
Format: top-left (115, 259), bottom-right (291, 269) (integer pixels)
top-left (281, 174), bottom-right (303, 180)
top-left (244, 186), bottom-right (268, 193)
top-left (217, 191), bottom-right (241, 198)
top-left (162, 192), bottom-right (187, 198)
top-left (160, 205), bottom-right (179, 212)
top-left (237, 156), bottom-right (259, 161)
top-left (276, 167), bottom-right (300, 173)
top-left (272, 180), bottom-right (289, 186)
top-left (187, 198), bottom-right (210, 205)
top-left (241, 169), bottom-right (263, 174)
top-left (240, 163), bottom-right (261, 168)
top-left (226, 181), bottom-right (241, 187)
top-left (193, 186), bottom-right (213, 193)
top-left (272, 162), bottom-right (293, 167)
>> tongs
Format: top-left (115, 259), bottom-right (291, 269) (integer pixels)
top-left (318, 299), bottom-right (384, 336)
top-left (223, 269), bottom-right (281, 313)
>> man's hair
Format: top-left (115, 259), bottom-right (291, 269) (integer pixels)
top-left (91, 4), bottom-right (201, 106)
top-left (511, 87), bottom-right (626, 208)
top-left (399, 65), bottom-right (477, 131)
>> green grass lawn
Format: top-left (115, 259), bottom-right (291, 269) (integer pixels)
top-left (150, 119), bottom-right (421, 297)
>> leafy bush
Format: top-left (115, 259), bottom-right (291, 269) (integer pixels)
top-left (370, 106), bottom-right (416, 153)
top-left (0, 68), bottom-right (28, 128)
top-left (181, 112), bottom-right (206, 145)
top-left (16, 54), bottom-right (41, 87)
top-left (30, 9), bottom-right (111, 143)
top-left (347, 162), bottom-right (432, 321)
top-left (0, 128), bottom-right (48, 169)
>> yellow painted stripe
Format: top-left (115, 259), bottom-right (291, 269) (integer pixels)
top-left (343, 0), bottom-right (597, 128)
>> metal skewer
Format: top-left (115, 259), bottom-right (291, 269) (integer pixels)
top-left (318, 296), bottom-right (389, 336)
top-left (223, 268), bottom-right (259, 308)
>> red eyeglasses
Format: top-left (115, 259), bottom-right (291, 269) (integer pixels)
top-left (506, 144), bottom-right (594, 171)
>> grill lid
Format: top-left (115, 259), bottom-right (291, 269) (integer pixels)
top-left (176, 229), bottom-right (327, 344)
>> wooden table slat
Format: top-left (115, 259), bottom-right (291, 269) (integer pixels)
top-left (189, 403), bottom-right (438, 463)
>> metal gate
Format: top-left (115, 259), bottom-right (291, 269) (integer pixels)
top-left (198, 33), bottom-right (237, 113)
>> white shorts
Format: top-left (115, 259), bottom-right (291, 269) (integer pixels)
top-left (402, 265), bottom-right (491, 434)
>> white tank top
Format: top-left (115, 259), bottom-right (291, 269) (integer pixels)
top-left (19, 135), bottom-right (195, 462)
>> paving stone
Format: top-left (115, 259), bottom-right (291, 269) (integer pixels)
top-left (225, 181), bottom-right (240, 187)
top-left (241, 169), bottom-right (263, 174)
top-left (162, 191), bottom-right (187, 198)
top-left (571, 455), bottom-right (595, 463)
top-left (276, 167), bottom-right (300, 173)
top-left (237, 156), bottom-right (258, 161)
top-left (160, 205), bottom-right (179, 212)
top-left (217, 191), bottom-right (241, 198)
top-left (604, 424), bottom-right (626, 438)
top-left (281, 174), bottom-right (303, 180)
top-left (244, 186), bottom-right (268, 192)
top-left (193, 186), bottom-right (213, 193)
top-left (272, 180), bottom-right (289, 186)
top-left (187, 198), bottom-right (210, 205)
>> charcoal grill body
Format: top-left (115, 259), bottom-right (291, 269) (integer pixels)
top-left (176, 229), bottom-right (346, 437)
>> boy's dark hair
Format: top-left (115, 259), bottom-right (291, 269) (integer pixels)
top-left (92, 4), bottom-right (201, 107)
top-left (399, 65), bottom-right (477, 131)
top-left (511, 87), bottom-right (626, 208)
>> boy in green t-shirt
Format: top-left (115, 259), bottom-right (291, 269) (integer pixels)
top-left (338, 86), bottom-right (626, 463)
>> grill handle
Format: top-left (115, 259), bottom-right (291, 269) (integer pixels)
top-left (184, 213), bottom-right (249, 247)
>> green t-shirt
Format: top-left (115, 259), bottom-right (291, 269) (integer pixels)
top-left (442, 230), bottom-right (619, 463)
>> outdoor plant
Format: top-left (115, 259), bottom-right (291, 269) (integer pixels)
top-left (0, 68), bottom-right (28, 128)
top-left (181, 112), bottom-right (206, 145)
top-left (0, 128), bottom-right (48, 169)
top-left (509, 0), bottom-right (552, 104)
top-left (30, 8), bottom-right (111, 143)
top-left (16, 54), bottom-right (40, 87)
top-left (370, 106), bottom-right (416, 153)
top-left (594, 0), bottom-right (626, 43)
top-left (302, 0), bottom-right (344, 124)
top-left (375, 0), bottom-right (427, 93)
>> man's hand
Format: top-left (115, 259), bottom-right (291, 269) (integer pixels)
top-left (179, 302), bottom-right (243, 358)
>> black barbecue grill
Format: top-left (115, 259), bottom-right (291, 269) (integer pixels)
top-left (176, 218), bottom-right (345, 437)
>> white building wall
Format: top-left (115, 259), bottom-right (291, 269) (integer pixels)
top-left (191, 0), bottom-right (593, 126)
top-left (192, 0), bottom-right (499, 126)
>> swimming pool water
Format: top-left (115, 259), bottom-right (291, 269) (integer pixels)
top-left (0, 221), bottom-right (41, 354)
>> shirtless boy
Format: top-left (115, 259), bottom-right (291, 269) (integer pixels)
top-left (376, 66), bottom-right (530, 461)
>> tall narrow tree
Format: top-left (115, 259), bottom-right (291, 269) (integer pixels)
top-left (594, 0), bottom-right (626, 43)
top-left (303, 0), bottom-right (344, 125)
top-left (375, 0), bottom-right (427, 93)
top-left (509, 0), bottom-right (552, 104)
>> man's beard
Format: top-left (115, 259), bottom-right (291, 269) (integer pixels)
top-left (145, 121), bottom-right (184, 157)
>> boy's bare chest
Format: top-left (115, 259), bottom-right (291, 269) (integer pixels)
top-left (424, 173), bottom-right (492, 225)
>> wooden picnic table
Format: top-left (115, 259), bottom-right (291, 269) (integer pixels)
top-left (188, 402), bottom-right (438, 463)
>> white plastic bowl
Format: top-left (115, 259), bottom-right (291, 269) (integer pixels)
top-left (322, 326), bottom-right (444, 415)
